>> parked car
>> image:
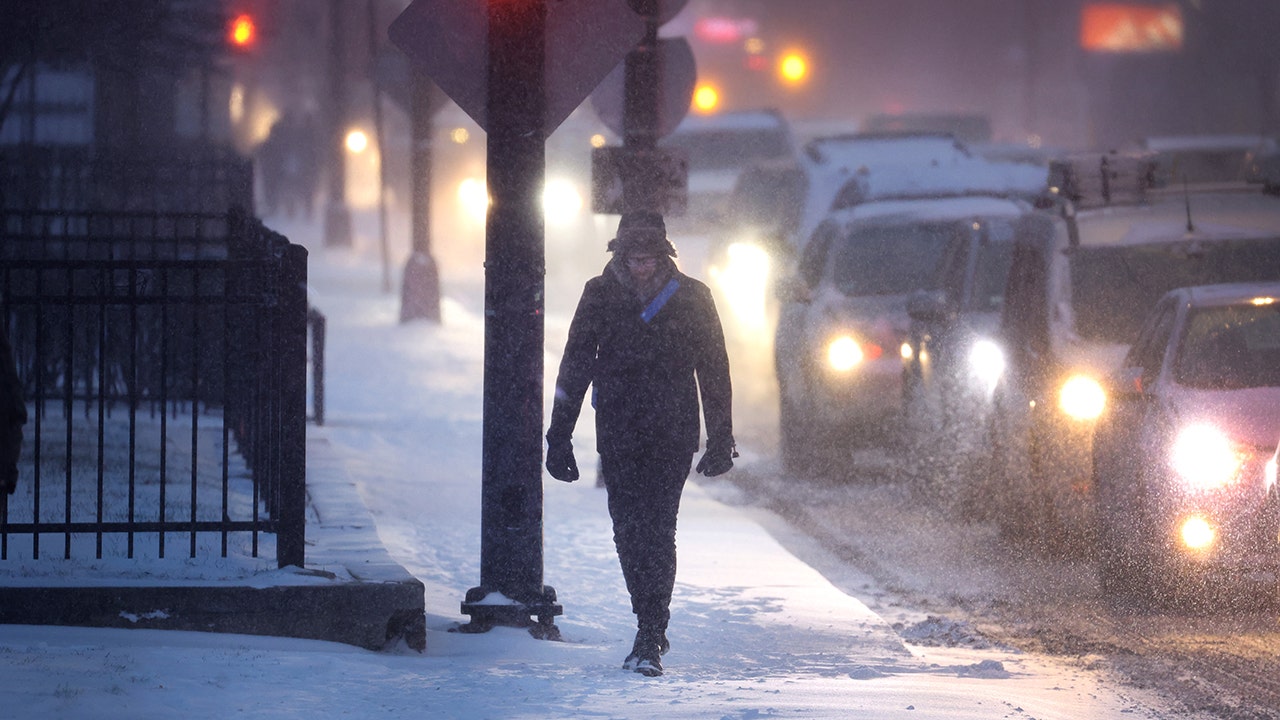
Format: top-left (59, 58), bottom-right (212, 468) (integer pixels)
top-left (1092, 282), bottom-right (1280, 602)
top-left (981, 151), bottom-right (1280, 551)
top-left (774, 193), bottom-right (1047, 475)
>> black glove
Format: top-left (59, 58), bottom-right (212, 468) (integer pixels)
top-left (1, 425), bottom-right (20, 495)
top-left (696, 438), bottom-right (738, 477)
top-left (545, 440), bottom-right (579, 482)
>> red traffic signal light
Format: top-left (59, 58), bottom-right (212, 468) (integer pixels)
top-left (228, 13), bottom-right (257, 49)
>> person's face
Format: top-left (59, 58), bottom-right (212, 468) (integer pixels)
top-left (626, 253), bottom-right (659, 283)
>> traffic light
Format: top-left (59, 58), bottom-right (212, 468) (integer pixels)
top-left (228, 13), bottom-right (257, 50)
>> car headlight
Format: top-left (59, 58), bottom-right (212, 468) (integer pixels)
top-left (827, 336), bottom-right (864, 371)
top-left (457, 177), bottom-right (490, 224)
top-left (967, 338), bottom-right (1005, 392)
top-left (1171, 423), bottom-right (1244, 491)
top-left (1179, 515), bottom-right (1217, 550)
top-left (825, 334), bottom-right (886, 372)
top-left (709, 241), bottom-right (772, 330)
top-left (1058, 374), bottom-right (1106, 421)
top-left (543, 177), bottom-right (584, 226)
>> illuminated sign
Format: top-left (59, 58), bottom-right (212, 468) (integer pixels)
top-left (1081, 3), bottom-right (1183, 52)
top-left (693, 16), bottom-right (759, 45)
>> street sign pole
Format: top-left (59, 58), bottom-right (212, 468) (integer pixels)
top-left (460, 0), bottom-right (563, 638)
top-left (390, 0), bottom-right (645, 641)
top-left (622, 0), bottom-right (660, 212)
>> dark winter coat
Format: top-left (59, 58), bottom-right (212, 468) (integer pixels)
top-left (547, 257), bottom-right (733, 459)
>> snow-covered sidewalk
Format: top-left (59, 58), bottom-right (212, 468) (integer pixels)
top-left (0, 244), bottom-right (1188, 719)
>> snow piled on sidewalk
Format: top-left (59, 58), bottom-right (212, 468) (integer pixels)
top-left (0, 245), bottom-right (1194, 720)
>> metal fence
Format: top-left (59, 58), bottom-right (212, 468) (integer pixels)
top-left (0, 144), bottom-right (254, 215)
top-left (0, 208), bottom-right (308, 568)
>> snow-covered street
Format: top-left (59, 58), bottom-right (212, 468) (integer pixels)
top-left (0, 226), bottom-right (1195, 719)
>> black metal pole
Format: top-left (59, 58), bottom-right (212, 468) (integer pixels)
top-left (324, 0), bottom-right (353, 248)
top-left (622, 0), bottom-right (660, 213)
top-left (460, 0), bottom-right (561, 638)
top-left (278, 243), bottom-right (309, 568)
top-left (368, 0), bottom-right (392, 292)
top-left (399, 74), bottom-right (442, 323)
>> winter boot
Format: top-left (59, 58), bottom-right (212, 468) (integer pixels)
top-left (622, 626), bottom-right (668, 676)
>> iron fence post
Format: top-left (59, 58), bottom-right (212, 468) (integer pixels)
top-left (276, 243), bottom-right (309, 568)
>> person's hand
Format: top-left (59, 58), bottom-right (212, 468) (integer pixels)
top-left (696, 438), bottom-right (737, 477)
top-left (545, 440), bottom-right (579, 482)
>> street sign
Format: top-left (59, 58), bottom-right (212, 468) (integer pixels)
top-left (591, 145), bottom-right (688, 215)
top-left (589, 37), bottom-right (695, 139)
top-left (388, 0), bottom-right (647, 138)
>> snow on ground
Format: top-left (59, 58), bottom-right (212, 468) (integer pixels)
top-left (0, 220), bottom-right (1195, 719)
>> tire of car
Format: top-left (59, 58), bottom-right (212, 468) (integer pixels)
top-left (779, 391), bottom-right (815, 477)
top-left (987, 387), bottom-right (1039, 543)
top-left (1093, 445), bottom-right (1166, 606)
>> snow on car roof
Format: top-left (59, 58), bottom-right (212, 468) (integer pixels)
top-left (832, 157), bottom-right (1049, 210)
top-left (802, 133), bottom-right (970, 167)
top-left (833, 194), bottom-right (1029, 225)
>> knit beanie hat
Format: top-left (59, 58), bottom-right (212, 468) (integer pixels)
top-left (607, 211), bottom-right (677, 257)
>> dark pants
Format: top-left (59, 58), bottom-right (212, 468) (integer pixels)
top-left (600, 450), bottom-right (692, 632)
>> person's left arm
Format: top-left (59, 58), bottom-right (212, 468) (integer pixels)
top-left (692, 284), bottom-right (735, 474)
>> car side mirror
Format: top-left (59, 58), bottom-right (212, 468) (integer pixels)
top-left (906, 289), bottom-right (953, 323)
top-left (774, 274), bottom-right (812, 304)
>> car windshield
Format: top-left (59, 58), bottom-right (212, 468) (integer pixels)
top-left (1069, 237), bottom-right (1280, 344)
top-left (828, 220), bottom-right (967, 297)
top-left (968, 220), bottom-right (1017, 313)
top-left (1175, 302), bottom-right (1280, 390)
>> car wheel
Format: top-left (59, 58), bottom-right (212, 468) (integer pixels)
top-left (779, 391), bottom-right (816, 477)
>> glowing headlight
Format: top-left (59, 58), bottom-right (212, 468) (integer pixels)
top-left (709, 242), bottom-right (771, 330)
top-left (543, 178), bottom-right (584, 226)
top-left (1179, 515), bottom-right (1216, 550)
top-left (457, 178), bottom-right (490, 224)
top-left (1171, 424), bottom-right (1243, 491)
top-left (968, 339), bottom-right (1005, 392)
top-left (827, 336), bottom-right (864, 371)
top-left (1058, 375), bottom-right (1106, 421)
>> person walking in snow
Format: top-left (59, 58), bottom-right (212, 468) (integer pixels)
top-left (545, 210), bottom-right (737, 677)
